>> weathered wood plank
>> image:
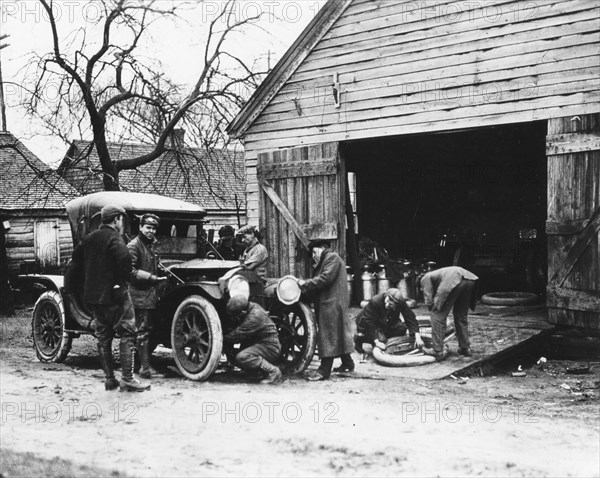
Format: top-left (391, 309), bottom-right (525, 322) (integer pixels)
top-left (255, 75), bottom-right (599, 132)
top-left (257, 158), bottom-right (339, 179)
top-left (546, 218), bottom-right (590, 235)
top-left (246, 91), bottom-right (598, 146)
top-left (547, 286), bottom-right (600, 312)
top-left (301, 222), bottom-right (338, 240)
top-left (547, 132), bottom-right (600, 155)
top-left (305, 7), bottom-right (599, 74)
top-left (259, 179), bottom-right (310, 249)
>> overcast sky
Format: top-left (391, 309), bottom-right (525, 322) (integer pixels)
top-left (0, 0), bottom-right (326, 166)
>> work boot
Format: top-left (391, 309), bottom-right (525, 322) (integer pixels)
top-left (458, 347), bottom-right (472, 357)
top-left (97, 343), bottom-right (119, 391)
top-left (333, 354), bottom-right (355, 373)
top-left (258, 359), bottom-right (284, 384)
top-left (137, 337), bottom-right (163, 379)
top-left (421, 346), bottom-right (448, 361)
top-left (119, 340), bottom-right (151, 392)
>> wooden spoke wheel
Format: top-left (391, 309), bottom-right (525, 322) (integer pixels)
top-left (31, 291), bottom-right (72, 363)
top-left (171, 295), bottom-right (222, 381)
top-left (270, 301), bottom-right (316, 374)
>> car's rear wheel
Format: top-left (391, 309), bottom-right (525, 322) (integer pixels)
top-left (270, 301), bottom-right (316, 374)
top-left (171, 295), bottom-right (222, 381)
top-left (32, 291), bottom-right (72, 363)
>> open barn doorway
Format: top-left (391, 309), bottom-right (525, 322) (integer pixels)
top-left (343, 121), bottom-right (548, 295)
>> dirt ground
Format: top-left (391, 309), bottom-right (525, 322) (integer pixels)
top-left (1, 306), bottom-right (599, 478)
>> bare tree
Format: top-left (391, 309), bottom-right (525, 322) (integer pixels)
top-left (22, 0), bottom-right (266, 191)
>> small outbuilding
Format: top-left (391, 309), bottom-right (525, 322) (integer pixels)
top-left (0, 131), bottom-right (78, 276)
top-left (228, 0), bottom-right (599, 330)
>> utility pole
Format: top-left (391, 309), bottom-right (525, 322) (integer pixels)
top-left (0, 34), bottom-right (9, 132)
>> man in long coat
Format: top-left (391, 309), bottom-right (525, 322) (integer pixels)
top-left (299, 239), bottom-right (354, 381)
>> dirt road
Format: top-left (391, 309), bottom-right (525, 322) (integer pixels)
top-left (1, 308), bottom-right (599, 477)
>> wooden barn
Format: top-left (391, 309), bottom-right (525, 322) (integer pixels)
top-left (57, 131), bottom-right (246, 234)
top-left (227, 0), bottom-right (600, 330)
top-left (0, 131), bottom-right (78, 277)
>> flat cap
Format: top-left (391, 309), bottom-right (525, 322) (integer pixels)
top-left (308, 238), bottom-right (331, 251)
top-left (227, 295), bottom-right (249, 315)
top-left (100, 204), bottom-right (126, 221)
top-left (141, 213), bottom-right (160, 227)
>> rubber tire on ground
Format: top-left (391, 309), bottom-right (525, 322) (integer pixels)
top-left (170, 295), bottom-right (223, 381)
top-left (32, 291), bottom-right (72, 363)
top-left (270, 301), bottom-right (317, 374)
top-left (373, 347), bottom-right (437, 367)
top-left (481, 291), bottom-right (538, 306)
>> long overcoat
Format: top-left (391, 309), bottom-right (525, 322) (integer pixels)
top-left (302, 249), bottom-right (354, 358)
top-left (127, 234), bottom-right (160, 309)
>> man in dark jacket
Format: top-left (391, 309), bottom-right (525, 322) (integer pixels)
top-left (299, 239), bottom-right (355, 381)
top-left (224, 295), bottom-right (283, 384)
top-left (420, 266), bottom-right (479, 360)
top-left (72, 204), bottom-right (149, 392)
top-left (355, 288), bottom-right (424, 352)
top-left (127, 213), bottom-right (167, 379)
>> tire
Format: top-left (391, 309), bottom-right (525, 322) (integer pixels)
top-left (32, 291), bottom-right (72, 363)
top-left (481, 291), bottom-right (538, 306)
top-left (270, 301), bottom-right (317, 374)
top-left (170, 295), bottom-right (222, 381)
top-left (373, 347), bottom-right (437, 367)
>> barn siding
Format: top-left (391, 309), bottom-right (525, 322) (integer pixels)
top-left (243, 0), bottom-right (600, 150)
top-left (4, 216), bottom-right (72, 275)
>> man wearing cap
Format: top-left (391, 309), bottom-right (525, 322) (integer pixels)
top-left (224, 295), bottom-right (283, 384)
top-left (127, 213), bottom-right (167, 379)
top-left (299, 239), bottom-right (355, 381)
top-left (355, 288), bottom-right (424, 353)
top-left (420, 266), bottom-right (479, 360)
top-left (238, 225), bottom-right (268, 280)
top-left (72, 204), bottom-right (149, 392)
top-left (216, 225), bottom-right (241, 260)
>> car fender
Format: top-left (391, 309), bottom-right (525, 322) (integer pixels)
top-left (15, 274), bottom-right (64, 296)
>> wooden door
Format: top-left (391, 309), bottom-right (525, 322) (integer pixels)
top-left (257, 142), bottom-right (345, 278)
top-left (34, 219), bottom-right (60, 269)
top-left (546, 113), bottom-right (600, 329)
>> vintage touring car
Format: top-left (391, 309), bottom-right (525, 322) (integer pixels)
top-left (22, 192), bottom-right (317, 381)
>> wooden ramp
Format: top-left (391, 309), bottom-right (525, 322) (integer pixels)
top-left (310, 303), bottom-right (553, 381)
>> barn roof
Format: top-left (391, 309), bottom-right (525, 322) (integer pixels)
top-left (57, 138), bottom-right (246, 211)
top-left (227, 0), bottom-right (351, 138)
top-left (0, 131), bottom-right (79, 211)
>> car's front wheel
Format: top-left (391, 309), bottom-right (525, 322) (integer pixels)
top-left (170, 295), bottom-right (222, 381)
top-left (32, 291), bottom-right (72, 363)
top-left (270, 301), bottom-right (316, 374)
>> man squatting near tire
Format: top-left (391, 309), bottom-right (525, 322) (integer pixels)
top-left (299, 239), bottom-right (355, 381)
top-left (127, 213), bottom-right (167, 379)
top-left (224, 295), bottom-right (284, 384)
top-left (73, 204), bottom-right (150, 392)
top-left (420, 266), bottom-right (478, 360)
top-left (354, 288), bottom-right (424, 353)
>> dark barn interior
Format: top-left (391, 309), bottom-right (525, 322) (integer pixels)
top-left (344, 122), bottom-right (548, 295)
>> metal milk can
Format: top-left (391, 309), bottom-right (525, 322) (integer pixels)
top-left (360, 266), bottom-right (377, 302)
top-left (346, 266), bottom-right (354, 301)
top-left (376, 264), bottom-right (390, 294)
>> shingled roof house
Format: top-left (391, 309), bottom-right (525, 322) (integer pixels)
top-left (0, 131), bottom-right (79, 277)
top-left (57, 133), bottom-right (246, 234)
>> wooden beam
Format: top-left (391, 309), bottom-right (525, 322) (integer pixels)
top-left (549, 207), bottom-right (600, 286)
top-left (547, 286), bottom-right (600, 313)
top-left (546, 132), bottom-right (600, 155)
top-left (259, 179), bottom-right (310, 249)
top-left (546, 218), bottom-right (589, 235)
top-left (257, 159), bottom-right (338, 179)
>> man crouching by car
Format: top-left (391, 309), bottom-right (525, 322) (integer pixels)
top-left (224, 295), bottom-right (284, 384)
top-left (73, 204), bottom-right (150, 392)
